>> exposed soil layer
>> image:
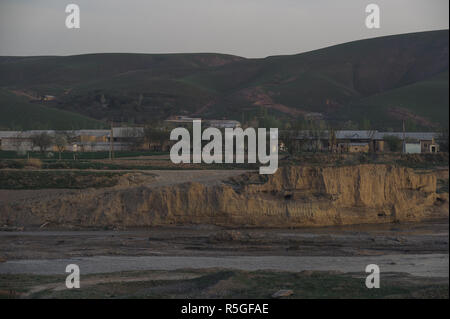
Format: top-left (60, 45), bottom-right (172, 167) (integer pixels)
top-left (0, 165), bottom-right (447, 228)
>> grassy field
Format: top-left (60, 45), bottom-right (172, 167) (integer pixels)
top-left (0, 151), bottom-right (447, 171)
top-left (0, 150), bottom-right (168, 160)
top-left (345, 71), bottom-right (449, 129)
top-left (0, 89), bottom-right (105, 130)
top-left (0, 170), bottom-right (125, 189)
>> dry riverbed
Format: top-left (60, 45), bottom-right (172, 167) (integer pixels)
top-left (0, 220), bottom-right (448, 299)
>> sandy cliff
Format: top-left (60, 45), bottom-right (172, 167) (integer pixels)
top-left (0, 165), bottom-right (446, 228)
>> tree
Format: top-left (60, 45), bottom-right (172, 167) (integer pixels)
top-left (63, 130), bottom-right (78, 145)
top-left (31, 132), bottom-right (53, 153)
top-left (258, 113), bottom-right (281, 129)
top-left (361, 118), bottom-right (371, 130)
top-left (383, 135), bottom-right (402, 152)
top-left (54, 134), bottom-right (67, 160)
top-left (11, 131), bottom-right (25, 154)
top-left (122, 127), bottom-right (144, 151)
top-left (437, 129), bottom-right (449, 152)
top-left (405, 119), bottom-right (418, 132)
top-left (144, 126), bottom-right (169, 151)
top-left (328, 128), bottom-right (337, 152)
top-left (279, 130), bottom-right (297, 155)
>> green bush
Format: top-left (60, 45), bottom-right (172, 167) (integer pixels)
top-left (383, 136), bottom-right (403, 152)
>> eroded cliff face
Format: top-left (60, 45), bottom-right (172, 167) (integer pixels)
top-left (0, 165), bottom-right (444, 228)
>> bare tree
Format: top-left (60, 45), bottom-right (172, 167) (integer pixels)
top-left (63, 130), bottom-right (78, 144)
top-left (122, 127), bottom-right (144, 151)
top-left (54, 134), bottom-right (67, 160)
top-left (31, 132), bottom-right (53, 153)
top-left (11, 131), bottom-right (24, 153)
top-left (144, 126), bottom-right (169, 151)
top-left (328, 128), bottom-right (337, 152)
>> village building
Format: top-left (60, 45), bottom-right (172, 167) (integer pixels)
top-left (164, 116), bottom-right (202, 128)
top-left (41, 95), bottom-right (56, 101)
top-left (0, 128), bottom-right (442, 154)
top-left (403, 142), bottom-right (422, 154)
top-left (375, 132), bottom-right (439, 153)
top-left (347, 143), bottom-right (370, 153)
top-left (0, 130), bottom-right (56, 152)
top-left (335, 131), bottom-right (377, 153)
top-left (206, 120), bottom-right (241, 129)
top-left (165, 116), bottom-right (242, 130)
top-left (291, 130), bottom-right (440, 153)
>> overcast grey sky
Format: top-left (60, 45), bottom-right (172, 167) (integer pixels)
top-left (0, 0), bottom-right (448, 58)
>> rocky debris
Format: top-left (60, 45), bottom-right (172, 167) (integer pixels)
top-left (0, 225), bottom-right (24, 232)
top-left (209, 230), bottom-right (250, 242)
top-left (272, 289), bottom-right (294, 298)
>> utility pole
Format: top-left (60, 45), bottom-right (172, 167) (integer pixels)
top-left (402, 120), bottom-right (406, 153)
top-left (109, 121), bottom-right (114, 160)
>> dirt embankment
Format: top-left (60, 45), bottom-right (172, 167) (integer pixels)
top-left (0, 165), bottom-right (446, 228)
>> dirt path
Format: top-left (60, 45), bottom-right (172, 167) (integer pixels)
top-left (21, 272), bottom-right (202, 298)
top-left (143, 170), bottom-right (249, 187)
top-left (0, 220), bottom-right (447, 259)
top-left (0, 169), bottom-right (250, 204)
top-left (1, 254), bottom-right (448, 278)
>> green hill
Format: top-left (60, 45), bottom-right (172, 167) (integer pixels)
top-left (184, 30), bottom-right (449, 129)
top-left (0, 89), bottom-right (106, 130)
top-left (0, 30), bottom-right (448, 130)
top-left (343, 71), bottom-right (449, 129)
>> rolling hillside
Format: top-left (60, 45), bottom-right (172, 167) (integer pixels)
top-left (0, 30), bottom-right (448, 130)
top-left (0, 89), bottom-right (105, 130)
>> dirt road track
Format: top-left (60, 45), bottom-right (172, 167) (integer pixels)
top-left (0, 169), bottom-right (250, 204)
top-left (0, 254), bottom-right (448, 278)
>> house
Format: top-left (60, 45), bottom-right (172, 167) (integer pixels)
top-left (290, 130), bottom-right (441, 153)
top-left (292, 130), bottom-right (329, 152)
top-left (292, 130), bottom-right (376, 152)
top-left (78, 130), bottom-right (109, 143)
top-left (165, 117), bottom-right (241, 130)
top-left (0, 128), bottom-right (442, 154)
top-left (206, 120), bottom-right (241, 129)
top-left (164, 116), bottom-right (202, 128)
top-left (0, 130), bottom-right (56, 152)
top-left (404, 142), bottom-right (421, 154)
top-left (41, 95), bottom-right (56, 101)
top-left (375, 132), bottom-right (439, 153)
top-left (335, 130), bottom-right (377, 152)
top-left (347, 143), bottom-right (370, 153)
top-left (73, 130), bottom-right (109, 151)
top-left (304, 112), bottom-right (324, 121)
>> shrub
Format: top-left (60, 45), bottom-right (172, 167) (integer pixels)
top-left (26, 158), bottom-right (43, 168)
top-left (383, 136), bottom-right (403, 152)
top-left (0, 160), bottom-right (25, 169)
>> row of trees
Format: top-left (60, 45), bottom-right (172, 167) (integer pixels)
top-left (28, 132), bottom-right (73, 159)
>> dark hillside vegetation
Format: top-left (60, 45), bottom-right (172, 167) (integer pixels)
top-left (0, 30), bottom-right (448, 130)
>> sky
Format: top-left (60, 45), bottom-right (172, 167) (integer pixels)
top-left (0, 0), bottom-right (448, 58)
